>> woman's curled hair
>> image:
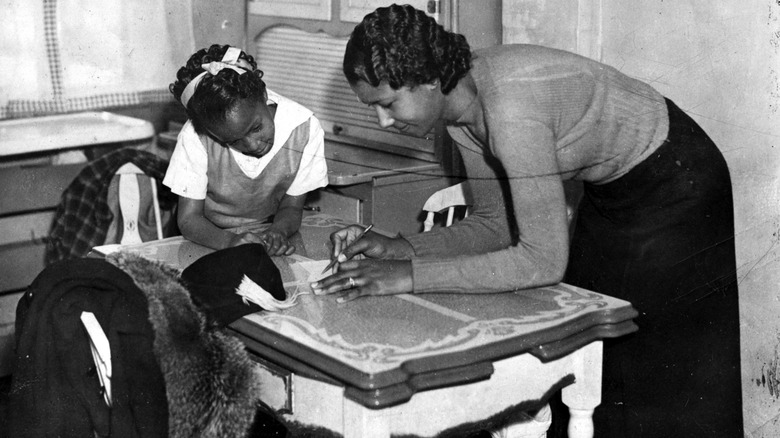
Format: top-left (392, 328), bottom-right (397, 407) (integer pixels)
top-left (170, 44), bottom-right (267, 134)
top-left (343, 3), bottom-right (471, 94)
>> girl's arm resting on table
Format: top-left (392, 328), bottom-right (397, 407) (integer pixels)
top-left (177, 197), bottom-right (264, 250)
top-left (263, 193), bottom-right (307, 256)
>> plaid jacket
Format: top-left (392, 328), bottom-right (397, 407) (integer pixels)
top-left (45, 148), bottom-right (176, 265)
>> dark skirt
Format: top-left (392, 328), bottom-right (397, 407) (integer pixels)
top-left (554, 99), bottom-right (743, 437)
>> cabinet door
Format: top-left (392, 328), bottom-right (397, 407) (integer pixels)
top-left (305, 189), bottom-right (362, 224)
top-left (254, 27), bottom-right (437, 160)
top-left (248, 0), bottom-right (332, 20)
top-left (340, 0), bottom-right (439, 23)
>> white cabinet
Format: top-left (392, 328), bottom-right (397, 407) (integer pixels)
top-left (239, 0), bottom-right (501, 233)
top-left (305, 171), bottom-right (456, 235)
top-left (249, 0), bottom-right (437, 24)
top-left (248, 0), bottom-right (332, 21)
top-left (0, 112), bottom-right (157, 377)
top-left (305, 189), bottom-right (362, 224)
top-left (0, 112), bottom-right (156, 293)
top-left (339, 0), bottom-right (438, 23)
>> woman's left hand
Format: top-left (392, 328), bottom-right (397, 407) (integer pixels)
top-left (259, 229), bottom-right (296, 256)
top-left (311, 259), bottom-right (413, 303)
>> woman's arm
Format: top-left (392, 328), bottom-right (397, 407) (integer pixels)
top-left (404, 176), bottom-right (514, 256)
top-left (407, 119), bottom-right (571, 294)
top-left (315, 123), bottom-right (570, 299)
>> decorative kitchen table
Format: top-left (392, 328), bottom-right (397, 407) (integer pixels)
top-left (100, 213), bottom-right (637, 438)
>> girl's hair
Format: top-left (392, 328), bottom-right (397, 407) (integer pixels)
top-left (169, 44), bottom-right (267, 134)
top-left (343, 3), bottom-right (471, 94)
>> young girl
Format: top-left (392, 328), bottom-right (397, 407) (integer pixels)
top-left (165, 44), bottom-right (328, 255)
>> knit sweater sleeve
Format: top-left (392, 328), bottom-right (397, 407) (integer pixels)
top-left (405, 101), bottom-right (571, 294)
top-left (403, 175), bottom-right (514, 257)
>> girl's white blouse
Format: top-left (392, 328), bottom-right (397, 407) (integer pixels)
top-left (163, 89), bottom-right (328, 200)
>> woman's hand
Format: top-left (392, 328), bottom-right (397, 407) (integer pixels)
top-left (311, 259), bottom-right (413, 303)
top-left (329, 225), bottom-right (414, 264)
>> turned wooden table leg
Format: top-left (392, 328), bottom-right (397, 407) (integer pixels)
top-left (343, 397), bottom-right (390, 438)
top-left (561, 341), bottom-right (603, 438)
top-left (567, 408), bottom-right (595, 438)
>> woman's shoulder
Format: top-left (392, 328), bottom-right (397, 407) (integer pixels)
top-left (474, 44), bottom-right (602, 76)
top-left (471, 44), bottom-right (607, 102)
top-left (475, 44), bottom-right (589, 61)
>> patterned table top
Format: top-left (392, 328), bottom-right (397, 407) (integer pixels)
top-left (107, 214), bottom-right (638, 408)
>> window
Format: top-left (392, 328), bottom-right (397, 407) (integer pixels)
top-left (0, 0), bottom-right (194, 119)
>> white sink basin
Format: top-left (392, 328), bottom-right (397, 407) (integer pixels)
top-left (0, 111), bottom-right (154, 158)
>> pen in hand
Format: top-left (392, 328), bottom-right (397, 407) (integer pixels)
top-left (321, 224), bottom-right (374, 274)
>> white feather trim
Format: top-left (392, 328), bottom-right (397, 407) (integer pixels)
top-left (235, 275), bottom-right (307, 311)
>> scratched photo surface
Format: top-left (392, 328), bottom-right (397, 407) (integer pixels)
top-left (2, 1), bottom-right (780, 436)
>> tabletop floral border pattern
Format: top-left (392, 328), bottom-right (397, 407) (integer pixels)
top-left (254, 283), bottom-right (616, 372)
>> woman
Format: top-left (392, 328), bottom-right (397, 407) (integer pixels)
top-left (312, 4), bottom-right (742, 437)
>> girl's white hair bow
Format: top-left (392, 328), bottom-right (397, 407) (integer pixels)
top-left (180, 47), bottom-right (251, 108)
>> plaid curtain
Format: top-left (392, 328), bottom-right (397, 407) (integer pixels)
top-left (0, 0), bottom-right (196, 119)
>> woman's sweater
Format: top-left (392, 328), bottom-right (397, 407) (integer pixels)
top-left (404, 44), bottom-right (670, 294)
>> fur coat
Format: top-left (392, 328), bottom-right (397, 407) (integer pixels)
top-left (108, 252), bottom-right (264, 438)
top-left (11, 252), bottom-right (263, 438)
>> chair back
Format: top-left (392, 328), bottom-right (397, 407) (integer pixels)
top-left (106, 162), bottom-right (165, 244)
top-left (422, 182), bottom-right (471, 232)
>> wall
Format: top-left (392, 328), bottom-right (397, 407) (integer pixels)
top-left (454, 0), bottom-right (504, 50)
top-left (504, 0), bottom-right (780, 435)
top-left (600, 2), bottom-right (780, 435)
top-left (192, 0), bottom-right (246, 49)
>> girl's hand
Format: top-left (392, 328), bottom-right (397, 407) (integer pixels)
top-left (227, 231), bottom-right (267, 248)
top-left (227, 231), bottom-right (295, 256)
top-left (329, 226), bottom-right (414, 263)
top-left (259, 229), bottom-right (296, 256)
top-left (310, 259), bottom-right (413, 303)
